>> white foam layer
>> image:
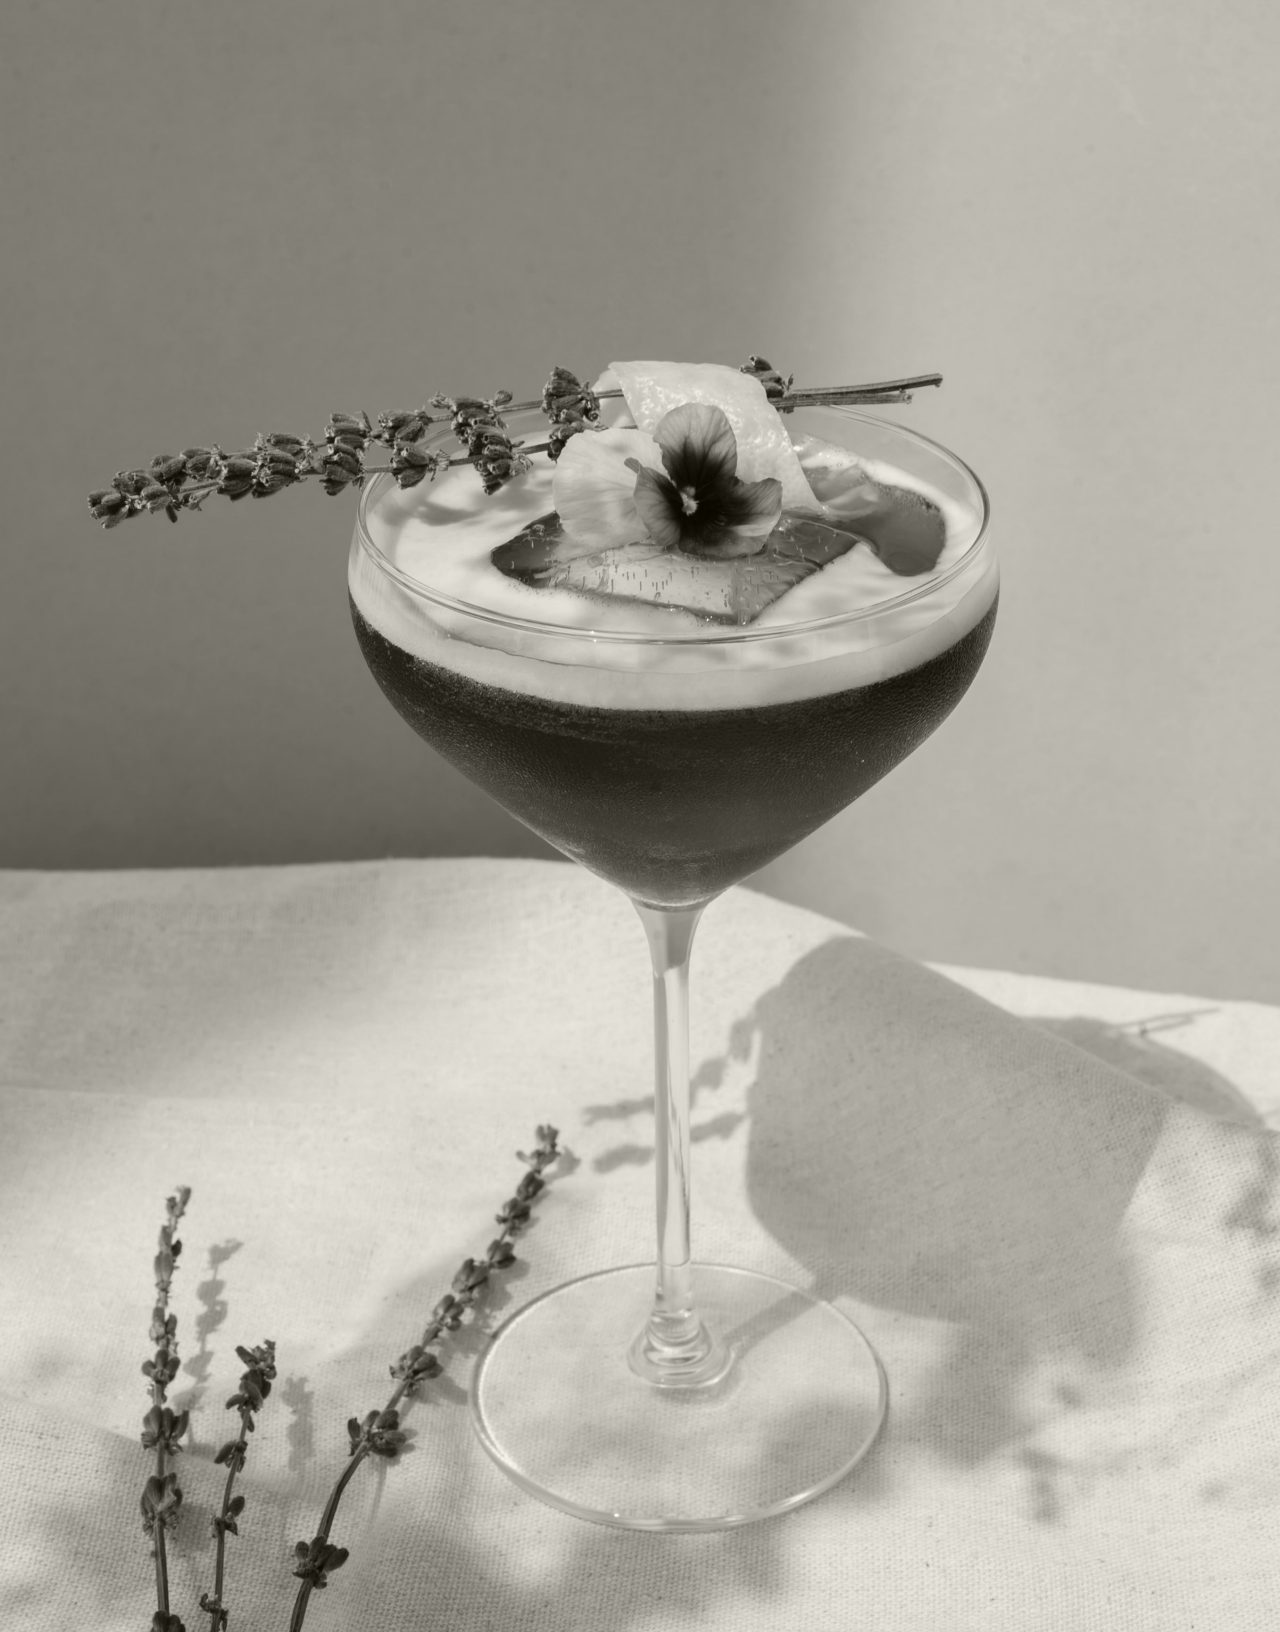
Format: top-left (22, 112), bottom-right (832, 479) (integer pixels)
top-left (349, 435), bottom-right (995, 711)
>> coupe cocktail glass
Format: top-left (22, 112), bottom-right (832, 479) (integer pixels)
top-left (348, 405), bottom-right (995, 1529)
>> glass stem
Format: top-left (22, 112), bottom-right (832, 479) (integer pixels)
top-left (628, 899), bottom-right (731, 1387)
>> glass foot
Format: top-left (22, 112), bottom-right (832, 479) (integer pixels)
top-left (470, 1263), bottom-right (888, 1531)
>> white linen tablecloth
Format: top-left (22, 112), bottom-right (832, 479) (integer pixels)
top-left (1, 858), bottom-right (1277, 1631)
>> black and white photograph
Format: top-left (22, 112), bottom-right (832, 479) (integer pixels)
top-left (2, 3), bottom-right (1277, 1627)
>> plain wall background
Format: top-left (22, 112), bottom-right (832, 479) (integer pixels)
top-left (3, 0), bottom-right (1278, 1000)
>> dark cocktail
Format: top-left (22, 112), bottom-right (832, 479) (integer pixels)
top-left (352, 598), bottom-right (994, 906)
top-left (348, 364), bottom-right (996, 1528)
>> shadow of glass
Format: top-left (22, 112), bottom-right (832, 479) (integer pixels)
top-left (725, 936), bottom-right (1280, 1527)
top-left (736, 939), bottom-right (1169, 1457)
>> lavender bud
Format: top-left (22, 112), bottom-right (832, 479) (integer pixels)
top-left (392, 444), bottom-right (431, 469)
top-left (327, 413), bottom-right (370, 446)
top-left (181, 448), bottom-right (216, 478)
top-left (218, 459), bottom-right (256, 498)
top-left (740, 355), bottom-right (792, 402)
top-left (324, 446), bottom-right (363, 476)
top-left (150, 455), bottom-right (187, 484)
top-left (542, 368), bottom-right (600, 425)
top-left (382, 411), bottom-right (430, 443)
top-left (452, 1257), bottom-right (490, 1293)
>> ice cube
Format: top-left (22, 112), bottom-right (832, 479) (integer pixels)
top-left (491, 509), bottom-right (869, 625)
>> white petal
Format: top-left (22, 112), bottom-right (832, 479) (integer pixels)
top-left (552, 426), bottom-right (664, 547)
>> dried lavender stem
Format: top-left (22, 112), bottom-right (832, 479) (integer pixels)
top-left (142, 1188), bottom-right (190, 1628)
top-left (150, 1364), bottom-right (172, 1618)
top-left (356, 375), bottom-right (935, 474)
top-left (151, 1323), bottom-right (174, 1616)
top-left (207, 1429), bottom-right (243, 1618)
top-left (782, 372), bottom-right (944, 403)
top-left (153, 1482), bottom-right (170, 1619)
top-left (203, 1341), bottom-right (276, 1631)
top-left (109, 373), bottom-right (942, 508)
top-left (89, 366), bottom-right (946, 529)
top-left (288, 1125), bottom-right (559, 1632)
top-left (491, 372), bottom-right (943, 417)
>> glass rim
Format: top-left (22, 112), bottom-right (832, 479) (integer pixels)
top-left (352, 406), bottom-right (993, 648)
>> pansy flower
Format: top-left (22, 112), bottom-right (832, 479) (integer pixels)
top-left (626, 404), bottom-right (784, 558)
top-left (554, 403), bottom-right (783, 560)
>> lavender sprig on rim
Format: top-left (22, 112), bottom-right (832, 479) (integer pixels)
top-left (87, 360), bottom-right (941, 528)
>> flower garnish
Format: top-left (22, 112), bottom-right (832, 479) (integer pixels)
top-left (609, 360), bottom-right (816, 511)
top-left (551, 403), bottom-right (784, 561)
top-left (625, 404), bottom-right (782, 559)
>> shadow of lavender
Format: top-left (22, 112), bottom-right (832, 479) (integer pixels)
top-left (172, 1239), bottom-right (242, 1440)
top-left (281, 1373), bottom-right (318, 1474)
